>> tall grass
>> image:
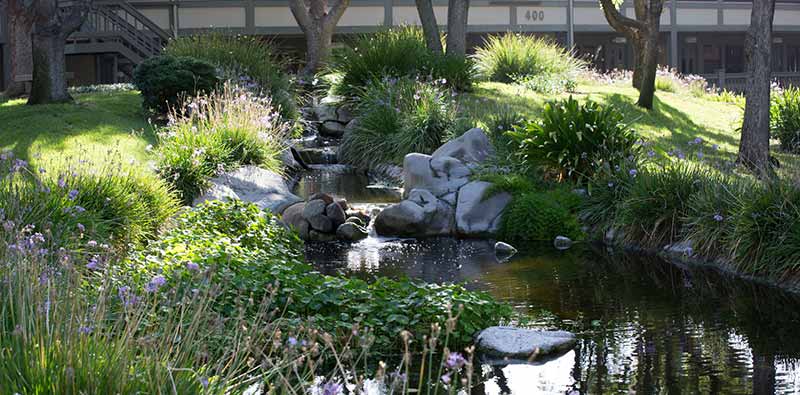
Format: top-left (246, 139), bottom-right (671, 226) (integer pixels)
top-left (329, 27), bottom-right (474, 98)
top-left (339, 77), bottom-right (457, 169)
top-left (0, 151), bottom-right (178, 252)
top-left (473, 33), bottom-right (584, 84)
top-left (156, 82), bottom-right (292, 203)
top-left (165, 32), bottom-right (297, 121)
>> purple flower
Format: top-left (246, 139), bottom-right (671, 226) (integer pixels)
top-left (77, 223), bottom-right (85, 232)
top-left (441, 373), bottom-right (452, 384)
top-left (713, 214), bottom-right (724, 222)
top-left (711, 144), bottom-right (720, 151)
top-left (647, 150), bottom-right (656, 158)
top-left (67, 189), bottom-right (79, 201)
top-left (445, 352), bottom-right (467, 369)
top-left (697, 151), bottom-right (704, 159)
top-left (57, 176), bottom-right (67, 189)
top-left (145, 275), bottom-right (166, 293)
top-left (287, 337), bottom-right (298, 346)
top-left (79, 326), bottom-right (93, 335)
top-left (186, 262), bottom-right (200, 271)
top-left (321, 381), bottom-right (342, 395)
top-left (86, 255), bottom-right (101, 270)
top-left (629, 169), bottom-right (638, 177)
top-left (87, 240), bottom-right (97, 248)
top-left (200, 377), bottom-right (209, 389)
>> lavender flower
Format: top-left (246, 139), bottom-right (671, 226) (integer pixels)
top-left (68, 189), bottom-right (79, 201)
top-left (713, 214), bottom-right (724, 222)
top-left (629, 169), bottom-right (638, 177)
top-left (445, 352), bottom-right (467, 369)
top-left (321, 381), bottom-right (342, 395)
top-left (186, 262), bottom-right (200, 271)
top-left (79, 326), bottom-right (94, 335)
top-left (145, 275), bottom-right (167, 293)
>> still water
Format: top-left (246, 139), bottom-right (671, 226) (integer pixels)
top-left (295, 167), bottom-right (800, 394)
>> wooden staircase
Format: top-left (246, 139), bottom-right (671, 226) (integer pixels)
top-left (66, 0), bottom-right (170, 80)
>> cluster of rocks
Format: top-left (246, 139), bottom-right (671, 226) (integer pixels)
top-left (312, 97), bottom-right (357, 138)
top-left (374, 128), bottom-right (513, 238)
top-left (281, 193), bottom-right (371, 242)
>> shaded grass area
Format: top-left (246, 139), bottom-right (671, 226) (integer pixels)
top-left (0, 91), bottom-right (155, 168)
top-left (460, 81), bottom-right (745, 162)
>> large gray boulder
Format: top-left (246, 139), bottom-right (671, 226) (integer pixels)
top-left (456, 181), bottom-right (512, 236)
top-left (374, 189), bottom-right (454, 237)
top-left (402, 153), bottom-right (470, 199)
top-left (194, 166), bottom-right (302, 215)
top-left (432, 128), bottom-right (494, 165)
top-left (337, 222), bottom-right (368, 241)
top-left (475, 327), bottom-right (577, 362)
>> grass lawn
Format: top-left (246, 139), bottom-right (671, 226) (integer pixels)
top-left (460, 81), bottom-right (746, 161)
top-left (0, 91), bottom-right (156, 169)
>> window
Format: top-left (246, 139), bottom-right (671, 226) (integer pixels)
top-left (703, 45), bottom-right (722, 73)
top-left (725, 45), bottom-right (744, 73)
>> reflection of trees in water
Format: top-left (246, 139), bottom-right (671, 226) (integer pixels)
top-left (534, 248), bottom-right (800, 394)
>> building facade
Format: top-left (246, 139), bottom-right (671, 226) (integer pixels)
top-left (2, 0), bottom-right (800, 91)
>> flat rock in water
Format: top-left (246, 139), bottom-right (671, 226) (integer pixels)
top-left (475, 327), bottom-right (577, 362)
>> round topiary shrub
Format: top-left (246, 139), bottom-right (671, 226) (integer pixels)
top-left (133, 55), bottom-right (218, 114)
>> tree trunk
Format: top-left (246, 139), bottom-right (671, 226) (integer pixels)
top-left (636, 30), bottom-right (659, 109)
top-left (415, 0), bottom-right (442, 53)
top-left (445, 0), bottom-right (469, 56)
top-left (302, 25), bottom-right (334, 77)
top-left (738, 0), bottom-right (776, 177)
top-left (5, 7), bottom-right (34, 98)
top-left (632, 37), bottom-right (645, 90)
top-left (29, 31), bottom-right (71, 104)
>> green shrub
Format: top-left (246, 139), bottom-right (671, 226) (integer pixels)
top-left (0, 152), bottom-right (179, 252)
top-left (507, 96), bottom-right (641, 181)
top-left (499, 189), bottom-right (583, 242)
top-left (125, 200), bottom-right (512, 348)
top-left (771, 86), bottom-right (800, 153)
top-left (515, 73), bottom-right (578, 94)
top-left (473, 33), bottom-right (583, 83)
top-left (681, 177), bottom-right (750, 258)
top-left (581, 166), bottom-right (637, 233)
top-left (329, 27), bottom-right (473, 98)
top-left (133, 55), bottom-right (218, 114)
top-left (339, 77), bottom-right (456, 168)
top-left (156, 83), bottom-right (291, 204)
top-left (164, 33), bottom-right (297, 121)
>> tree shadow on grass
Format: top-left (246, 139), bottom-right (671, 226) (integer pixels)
top-left (601, 93), bottom-right (740, 150)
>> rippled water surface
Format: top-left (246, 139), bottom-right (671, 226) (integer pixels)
top-left (296, 167), bottom-right (800, 394)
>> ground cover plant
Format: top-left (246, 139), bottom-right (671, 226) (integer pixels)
top-left (155, 83), bottom-right (291, 203)
top-left (328, 27), bottom-right (474, 98)
top-left (164, 33), bottom-right (298, 121)
top-left (339, 77), bottom-right (458, 169)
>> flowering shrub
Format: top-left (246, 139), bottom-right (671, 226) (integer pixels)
top-left (164, 32), bottom-right (297, 121)
top-left (328, 26), bottom-right (474, 98)
top-left (123, 200), bottom-right (512, 349)
top-left (155, 82), bottom-right (291, 203)
top-left (507, 96), bottom-right (641, 182)
top-left (0, 151), bottom-right (178, 253)
top-left (771, 86), bottom-right (800, 153)
top-left (339, 77), bottom-right (458, 169)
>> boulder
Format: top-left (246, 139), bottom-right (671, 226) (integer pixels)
top-left (335, 198), bottom-right (349, 212)
top-left (455, 181), bottom-right (512, 236)
top-left (302, 199), bottom-right (327, 219)
top-left (309, 193), bottom-right (334, 206)
top-left (307, 214), bottom-right (334, 233)
top-left (326, 202), bottom-right (347, 227)
top-left (281, 202), bottom-right (306, 230)
top-left (402, 153), bottom-right (469, 199)
top-left (296, 220), bottom-right (311, 240)
top-left (314, 104), bottom-right (338, 122)
top-left (347, 210), bottom-right (371, 226)
top-left (374, 189), bottom-right (454, 237)
top-left (664, 240), bottom-right (694, 257)
top-left (320, 121), bottom-right (346, 138)
top-left (494, 241), bottom-right (517, 258)
top-left (345, 216), bottom-right (365, 227)
top-left (193, 166), bottom-right (302, 215)
top-left (553, 236), bottom-right (573, 251)
top-left (475, 327), bottom-right (577, 362)
top-left (308, 230), bottom-right (338, 242)
top-left (432, 128), bottom-right (494, 165)
top-left (336, 106), bottom-right (355, 124)
top-left (337, 222), bottom-right (369, 241)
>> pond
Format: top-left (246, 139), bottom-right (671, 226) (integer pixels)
top-left (294, 166), bottom-right (800, 394)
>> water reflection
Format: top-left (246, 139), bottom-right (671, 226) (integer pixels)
top-left (306, 241), bottom-right (800, 394)
top-left (292, 165), bottom-right (401, 204)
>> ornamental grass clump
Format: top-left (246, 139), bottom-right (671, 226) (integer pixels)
top-left (771, 86), bottom-right (800, 153)
top-left (156, 82), bottom-right (292, 203)
top-left (329, 26), bottom-right (474, 98)
top-left (339, 77), bottom-right (457, 169)
top-left (473, 33), bottom-right (584, 89)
